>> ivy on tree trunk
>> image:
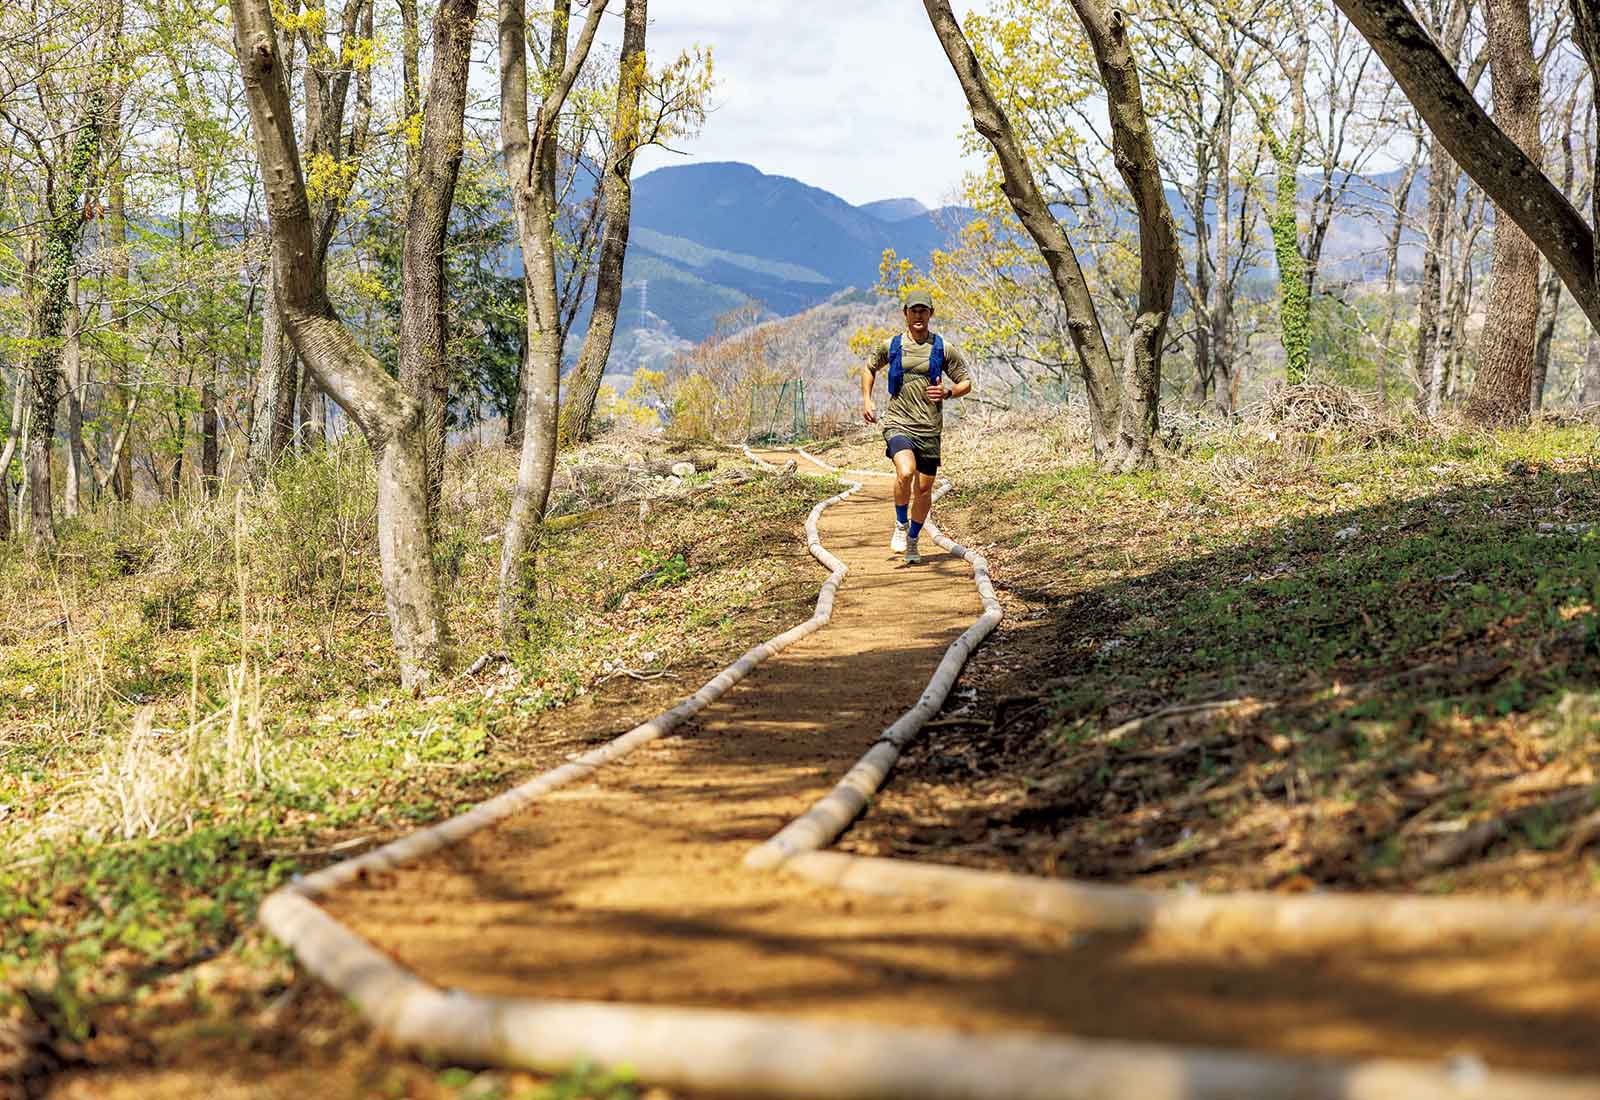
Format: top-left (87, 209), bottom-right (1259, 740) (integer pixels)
top-left (26, 88), bottom-right (105, 548)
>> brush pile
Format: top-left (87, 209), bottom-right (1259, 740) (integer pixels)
top-left (1244, 383), bottom-right (1394, 443)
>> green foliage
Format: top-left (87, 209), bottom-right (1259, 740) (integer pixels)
top-left (942, 421), bottom-right (1600, 884)
top-left (543, 1062), bottom-right (639, 1100)
top-left (1309, 295), bottom-right (1376, 387)
top-left (139, 579), bottom-right (198, 631)
top-left (635, 548), bottom-right (689, 590)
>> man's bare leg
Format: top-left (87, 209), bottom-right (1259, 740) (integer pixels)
top-left (892, 448), bottom-right (917, 509)
top-left (910, 471), bottom-right (936, 526)
top-left (903, 469), bottom-right (937, 564)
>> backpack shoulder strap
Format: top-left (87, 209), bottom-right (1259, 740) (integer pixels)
top-left (929, 334), bottom-right (944, 386)
top-left (888, 335), bottom-right (904, 397)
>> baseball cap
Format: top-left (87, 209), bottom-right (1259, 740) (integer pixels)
top-left (902, 289), bottom-right (934, 309)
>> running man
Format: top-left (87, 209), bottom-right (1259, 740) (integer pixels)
top-left (861, 290), bottom-right (972, 563)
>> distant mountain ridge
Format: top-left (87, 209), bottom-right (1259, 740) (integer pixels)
top-left (605, 162), bottom-right (968, 364)
top-left (601, 159), bottom-right (1425, 375)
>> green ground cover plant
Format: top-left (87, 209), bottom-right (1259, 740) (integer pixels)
top-left (0, 435), bottom-right (828, 1098)
top-left (835, 406), bottom-right (1600, 897)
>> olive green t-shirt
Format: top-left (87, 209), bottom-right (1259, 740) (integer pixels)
top-left (867, 334), bottom-right (970, 457)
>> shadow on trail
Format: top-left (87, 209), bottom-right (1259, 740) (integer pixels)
top-left (389, 832), bottom-right (1600, 1074)
top-left (864, 460), bottom-right (1600, 892)
top-left (322, 462), bottom-right (1600, 1079)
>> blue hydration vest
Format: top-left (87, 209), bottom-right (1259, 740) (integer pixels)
top-left (888, 333), bottom-right (944, 398)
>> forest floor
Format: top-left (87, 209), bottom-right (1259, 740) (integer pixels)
top-left (6, 405), bottom-right (1600, 1098)
top-left (0, 434), bottom-right (833, 1099)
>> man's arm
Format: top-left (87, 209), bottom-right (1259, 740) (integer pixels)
top-left (861, 359), bottom-right (879, 423)
top-left (928, 349), bottom-right (972, 402)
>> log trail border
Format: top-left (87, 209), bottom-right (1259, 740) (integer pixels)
top-left (256, 445), bottom-right (1600, 1099)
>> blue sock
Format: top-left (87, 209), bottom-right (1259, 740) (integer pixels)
top-left (908, 520), bottom-right (923, 539)
top-left (895, 504), bottom-right (909, 526)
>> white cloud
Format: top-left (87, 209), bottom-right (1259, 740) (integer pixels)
top-left (613, 0), bottom-right (995, 207)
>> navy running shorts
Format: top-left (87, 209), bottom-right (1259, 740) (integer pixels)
top-left (885, 434), bottom-right (939, 476)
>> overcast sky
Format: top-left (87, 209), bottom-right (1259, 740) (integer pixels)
top-left (607, 1), bottom-right (995, 209)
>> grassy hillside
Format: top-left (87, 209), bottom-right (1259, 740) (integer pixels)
top-left (0, 437), bottom-right (835, 1098)
top-left (827, 401), bottom-right (1600, 898)
top-left (11, 404), bottom-right (1600, 1095)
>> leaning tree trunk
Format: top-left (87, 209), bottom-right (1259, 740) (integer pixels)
top-left (497, 0), bottom-right (610, 644)
top-left (26, 88), bottom-right (105, 548)
top-left (1466, 0), bottom-right (1542, 428)
top-left (558, 0), bottom-right (647, 447)
top-left (921, 0), bottom-right (1120, 455)
top-left (1333, 0), bottom-right (1599, 328)
top-left (230, 0), bottom-right (449, 687)
top-left (397, 0), bottom-right (478, 526)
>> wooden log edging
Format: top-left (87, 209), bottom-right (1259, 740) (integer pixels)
top-left (780, 849), bottom-right (1600, 951)
top-left (216, 895), bottom-right (1600, 1100)
top-left (264, 448), bottom-right (860, 906)
top-left (255, 441), bottom-right (1600, 1098)
top-left (770, 450), bottom-right (1600, 957)
top-left (745, 449), bottom-right (1001, 869)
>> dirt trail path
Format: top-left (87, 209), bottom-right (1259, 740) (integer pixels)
top-left (323, 455), bottom-right (1600, 1078)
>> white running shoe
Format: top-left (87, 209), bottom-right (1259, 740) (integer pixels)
top-left (904, 535), bottom-right (922, 564)
top-left (890, 522), bottom-right (909, 552)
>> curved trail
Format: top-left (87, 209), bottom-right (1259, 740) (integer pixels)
top-left (279, 451), bottom-right (1600, 1098)
top-left (324, 458), bottom-right (1082, 1024)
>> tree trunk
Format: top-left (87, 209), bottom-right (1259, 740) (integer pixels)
top-left (1567, 0), bottom-right (1600, 283)
top-left (201, 370), bottom-right (220, 497)
top-left (400, 0), bottom-right (421, 186)
top-left (497, 0), bottom-right (611, 644)
top-left (1074, 0), bottom-right (1179, 470)
top-left (297, 364), bottom-right (326, 449)
top-left (1266, 130), bottom-right (1310, 384)
top-left (1530, 268), bottom-right (1562, 413)
top-left (1185, 158), bottom-right (1214, 406)
top-left (1442, 254), bottom-right (1474, 407)
top-left (0, 372), bottom-right (27, 541)
top-left (922, 0), bottom-right (1119, 454)
top-left (1333, 0), bottom-right (1598, 328)
top-left (1466, 0), bottom-right (1542, 428)
top-left (230, 0), bottom-right (450, 687)
top-left (26, 88), bottom-right (105, 548)
top-left (398, 0), bottom-right (478, 526)
top-left (63, 274), bottom-right (86, 518)
top-left (1530, 96), bottom-right (1578, 415)
top-left (1582, 330), bottom-right (1600, 405)
top-left (558, 0), bottom-right (647, 447)
top-left (506, 330), bottom-right (527, 446)
top-left (1414, 138), bottom-right (1454, 414)
top-left (106, 85), bottom-right (133, 503)
top-left (247, 250), bottom-right (296, 480)
top-left (1211, 85), bottom-right (1237, 417)
top-left (1376, 145), bottom-right (1422, 406)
